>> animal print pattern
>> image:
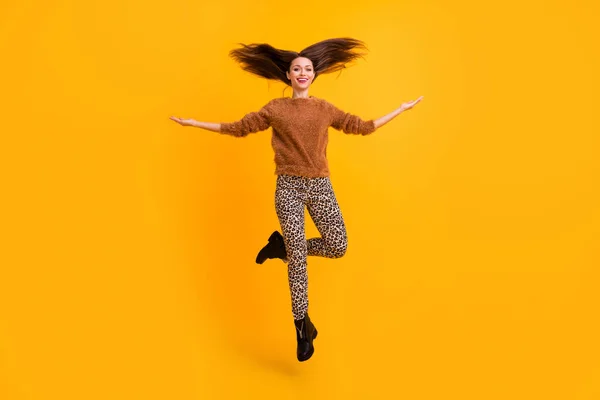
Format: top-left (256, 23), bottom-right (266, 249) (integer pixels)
top-left (275, 174), bottom-right (348, 320)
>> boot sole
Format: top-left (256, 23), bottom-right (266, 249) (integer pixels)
top-left (255, 247), bottom-right (269, 264)
top-left (255, 232), bottom-right (286, 264)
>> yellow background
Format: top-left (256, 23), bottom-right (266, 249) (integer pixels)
top-left (1, 0), bottom-right (599, 398)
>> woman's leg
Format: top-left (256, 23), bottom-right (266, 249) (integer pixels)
top-left (257, 175), bottom-right (346, 263)
top-left (306, 177), bottom-right (348, 258)
top-left (275, 175), bottom-right (309, 321)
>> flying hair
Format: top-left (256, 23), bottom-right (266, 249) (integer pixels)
top-left (228, 38), bottom-right (368, 86)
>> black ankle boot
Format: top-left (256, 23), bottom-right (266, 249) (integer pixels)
top-left (294, 313), bottom-right (318, 362)
top-left (255, 231), bottom-right (287, 264)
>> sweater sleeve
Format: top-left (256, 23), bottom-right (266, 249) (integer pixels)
top-left (220, 102), bottom-right (273, 137)
top-left (328, 102), bottom-right (376, 135)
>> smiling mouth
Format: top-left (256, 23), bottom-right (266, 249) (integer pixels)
top-left (297, 78), bottom-right (309, 83)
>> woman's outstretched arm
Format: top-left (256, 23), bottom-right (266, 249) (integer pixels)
top-left (170, 102), bottom-right (273, 137)
top-left (329, 96), bottom-right (424, 135)
top-left (373, 96), bottom-right (423, 129)
top-left (169, 117), bottom-right (221, 132)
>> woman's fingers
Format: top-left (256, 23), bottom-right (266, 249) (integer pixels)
top-left (170, 116), bottom-right (185, 125)
top-left (410, 96), bottom-right (423, 106)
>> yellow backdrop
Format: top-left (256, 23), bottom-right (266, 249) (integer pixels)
top-left (1, 0), bottom-right (599, 398)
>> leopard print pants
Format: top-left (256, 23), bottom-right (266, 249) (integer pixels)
top-left (275, 175), bottom-right (348, 320)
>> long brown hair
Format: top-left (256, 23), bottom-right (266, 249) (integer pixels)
top-left (228, 38), bottom-right (368, 86)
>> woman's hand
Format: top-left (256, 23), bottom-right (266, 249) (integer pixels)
top-left (169, 116), bottom-right (195, 126)
top-left (400, 96), bottom-right (424, 112)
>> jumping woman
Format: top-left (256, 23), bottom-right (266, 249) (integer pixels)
top-left (170, 38), bottom-right (423, 362)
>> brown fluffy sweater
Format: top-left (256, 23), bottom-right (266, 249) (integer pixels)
top-left (220, 96), bottom-right (377, 177)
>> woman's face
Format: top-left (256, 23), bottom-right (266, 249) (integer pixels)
top-left (286, 57), bottom-right (315, 90)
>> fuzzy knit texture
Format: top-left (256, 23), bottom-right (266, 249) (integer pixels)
top-left (220, 96), bottom-right (377, 177)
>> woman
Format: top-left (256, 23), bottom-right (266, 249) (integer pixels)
top-left (170, 38), bottom-right (423, 362)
